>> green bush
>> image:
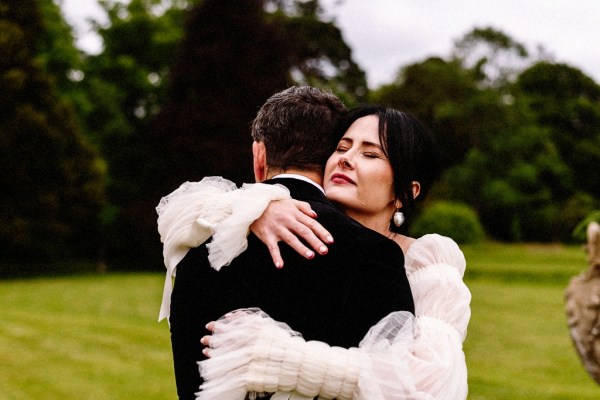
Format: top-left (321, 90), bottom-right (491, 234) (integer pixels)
top-left (572, 210), bottom-right (600, 242)
top-left (411, 201), bottom-right (485, 243)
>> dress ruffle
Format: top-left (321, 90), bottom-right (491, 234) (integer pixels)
top-left (198, 306), bottom-right (467, 399)
top-left (156, 177), bottom-right (290, 321)
top-left (405, 234), bottom-right (471, 341)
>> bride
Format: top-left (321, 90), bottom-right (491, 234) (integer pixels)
top-left (158, 105), bottom-right (471, 399)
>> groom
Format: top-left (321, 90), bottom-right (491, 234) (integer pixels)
top-left (168, 86), bottom-right (415, 399)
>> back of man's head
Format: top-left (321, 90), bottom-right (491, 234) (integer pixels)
top-left (251, 86), bottom-right (347, 174)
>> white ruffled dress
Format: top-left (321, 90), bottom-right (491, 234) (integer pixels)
top-left (156, 177), bottom-right (471, 400)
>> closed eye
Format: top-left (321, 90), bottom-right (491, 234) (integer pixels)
top-left (363, 152), bottom-right (380, 158)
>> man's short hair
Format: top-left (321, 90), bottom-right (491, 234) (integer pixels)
top-left (251, 86), bottom-right (347, 173)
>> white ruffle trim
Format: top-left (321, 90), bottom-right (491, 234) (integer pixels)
top-left (206, 181), bottom-right (291, 270)
top-left (156, 177), bottom-right (290, 321)
top-left (405, 234), bottom-right (471, 341)
top-left (405, 234), bottom-right (466, 277)
top-left (198, 308), bottom-right (467, 400)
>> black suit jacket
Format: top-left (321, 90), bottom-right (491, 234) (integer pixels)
top-left (169, 178), bottom-right (414, 399)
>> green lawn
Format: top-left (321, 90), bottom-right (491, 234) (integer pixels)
top-left (0, 273), bottom-right (173, 399)
top-left (1, 242), bottom-right (599, 399)
top-left (462, 242), bottom-right (598, 399)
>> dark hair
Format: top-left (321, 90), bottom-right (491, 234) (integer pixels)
top-left (336, 105), bottom-right (442, 233)
top-left (251, 86), bottom-right (347, 174)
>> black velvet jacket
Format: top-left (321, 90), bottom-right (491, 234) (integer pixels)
top-left (169, 178), bottom-right (414, 399)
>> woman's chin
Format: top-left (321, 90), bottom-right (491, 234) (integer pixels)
top-left (324, 186), bottom-right (354, 207)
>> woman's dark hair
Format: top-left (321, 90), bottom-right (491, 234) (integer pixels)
top-left (335, 105), bottom-right (442, 233)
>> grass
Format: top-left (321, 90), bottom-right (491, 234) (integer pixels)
top-left (462, 241), bottom-right (599, 399)
top-left (0, 242), bottom-right (599, 399)
top-left (0, 273), bottom-right (173, 399)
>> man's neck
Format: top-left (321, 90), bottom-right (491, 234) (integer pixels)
top-left (266, 169), bottom-right (323, 187)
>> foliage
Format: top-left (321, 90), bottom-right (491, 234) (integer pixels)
top-left (516, 62), bottom-right (600, 200)
top-left (0, 0), bottom-right (106, 262)
top-left (453, 26), bottom-right (531, 88)
top-left (411, 201), bottom-right (485, 243)
top-left (444, 122), bottom-right (577, 241)
top-left (37, 0), bottom-right (84, 92)
top-left (74, 0), bottom-right (192, 263)
top-left (267, 0), bottom-right (368, 106)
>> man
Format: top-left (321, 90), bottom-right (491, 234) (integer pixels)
top-left (166, 86), bottom-right (415, 399)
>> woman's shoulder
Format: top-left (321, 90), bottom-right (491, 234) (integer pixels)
top-left (412, 233), bottom-right (460, 250)
top-left (405, 233), bottom-right (466, 276)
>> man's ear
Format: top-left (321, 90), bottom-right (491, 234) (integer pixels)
top-left (412, 181), bottom-right (421, 199)
top-left (252, 141), bottom-right (268, 182)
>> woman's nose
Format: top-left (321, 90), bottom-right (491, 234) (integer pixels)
top-left (338, 156), bottom-right (353, 169)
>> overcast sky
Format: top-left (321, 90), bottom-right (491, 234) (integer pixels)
top-left (61, 0), bottom-right (600, 88)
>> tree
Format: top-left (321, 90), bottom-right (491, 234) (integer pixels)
top-left (516, 62), bottom-right (600, 200)
top-left (152, 0), bottom-right (291, 192)
top-left (0, 0), bottom-right (106, 262)
top-left (80, 0), bottom-right (367, 265)
top-left (444, 123), bottom-right (573, 241)
top-left (453, 26), bottom-right (532, 88)
top-left (153, 0), bottom-right (367, 191)
top-left (70, 0), bottom-right (192, 264)
top-left (37, 0), bottom-right (85, 101)
top-left (267, 0), bottom-right (368, 105)
top-left (439, 59), bottom-right (600, 241)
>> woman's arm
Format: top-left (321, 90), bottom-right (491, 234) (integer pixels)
top-left (200, 310), bottom-right (364, 400)
top-left (157, 178), bottom-right (333, 270)
top-left (199, 308), bottom-right (467, 400)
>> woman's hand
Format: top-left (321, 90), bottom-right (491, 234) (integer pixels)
top-left (201, 321), bottom-right (215, 358)
top-left (250, 199), bottom-right (334, 268)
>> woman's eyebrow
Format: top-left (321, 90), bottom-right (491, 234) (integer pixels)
top-left (361, 140), bottom-right (384, 150)
top-left (339, 138), bottom-right (383, 151)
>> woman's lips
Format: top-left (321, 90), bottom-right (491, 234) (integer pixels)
top-left (330, 173), bottom-right (355, 184)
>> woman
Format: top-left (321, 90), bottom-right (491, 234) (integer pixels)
top-left (158, 106), bottom-right (471, 399)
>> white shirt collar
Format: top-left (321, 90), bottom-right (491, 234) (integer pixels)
top-left (272, 174), bottom-right (325, 194)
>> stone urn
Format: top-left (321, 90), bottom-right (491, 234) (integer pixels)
top-left (565, 221), bottom-right (600, 384)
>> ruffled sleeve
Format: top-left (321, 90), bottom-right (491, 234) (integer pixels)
top-left (197, 234), bottom-right (471, 399)
top-left (405, 234), bottom-right (471, 341)
top-left (198, 309), bottom-right (467, 399)
top-left (155, 177), bottom-right (290, 321)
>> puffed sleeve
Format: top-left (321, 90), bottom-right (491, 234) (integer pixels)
top-left (198, 309), bottom-right (371, 400)
top-left (405, 234), bottom-right (471, 341)
top-left (198, 307), bottom-right (468, 400)
top-left (155, 177), bottom-right (290, 321)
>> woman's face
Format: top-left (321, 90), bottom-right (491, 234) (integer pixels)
top-left (324, 115), bottom-right (396, 219)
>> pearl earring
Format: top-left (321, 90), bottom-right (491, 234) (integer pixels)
top-left (393, 210), bottom-right (405, 227)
